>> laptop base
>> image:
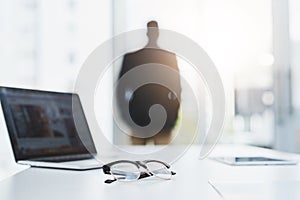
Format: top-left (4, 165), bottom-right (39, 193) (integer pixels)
top-left (18, 159), bottom-right (102, 171)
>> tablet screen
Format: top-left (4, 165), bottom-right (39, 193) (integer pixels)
top-left (212, 157), bottom-right (297, 166)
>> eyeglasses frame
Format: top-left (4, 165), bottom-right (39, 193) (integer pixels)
top-left (102, 160), bottom-right (176, 184)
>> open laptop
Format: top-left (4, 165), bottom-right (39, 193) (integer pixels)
top-left (0, 86), bottom-right (102, 170)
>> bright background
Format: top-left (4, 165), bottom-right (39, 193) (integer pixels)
top-left (0, 0), bottom-right (300, 179)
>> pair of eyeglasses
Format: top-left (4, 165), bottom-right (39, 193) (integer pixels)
top-left (102, 160), bottom-right (176, 184)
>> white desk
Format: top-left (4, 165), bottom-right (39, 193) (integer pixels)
top-left (1, 145), bottom-right (300, 200)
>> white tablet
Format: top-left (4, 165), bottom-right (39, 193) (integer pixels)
top-left (212, 157), bottom-right (297, 166)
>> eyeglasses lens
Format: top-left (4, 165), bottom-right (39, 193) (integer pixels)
top-left (146, 161), bottom-right (172, 180)
top-left (110, 163), bottom-right (140, 182)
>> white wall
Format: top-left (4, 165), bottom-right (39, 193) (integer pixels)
top-left (0, 0), bottom-right (112, 179)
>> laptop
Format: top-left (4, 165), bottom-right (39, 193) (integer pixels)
top-left (0, 86), bottom-right (102, 170)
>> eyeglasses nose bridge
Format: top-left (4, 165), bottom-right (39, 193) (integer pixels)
top-left (136, 162), bottom-right (154, 176)
top-left (136, 161), bottom-right (148, 169)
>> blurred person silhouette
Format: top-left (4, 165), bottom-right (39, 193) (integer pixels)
top-left (117, 21), bottom-right (181, 145)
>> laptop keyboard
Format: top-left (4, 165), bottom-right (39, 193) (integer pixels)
top-left (33, 154), bottom-right (93, 163)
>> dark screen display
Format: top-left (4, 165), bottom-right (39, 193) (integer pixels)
top-left (0, 87), bottom-right (96, 160)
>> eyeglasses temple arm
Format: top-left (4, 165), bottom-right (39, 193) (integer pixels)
top-left (104, 178), bottom-right (117, 184)
top-left (138, 171), bottom-right (176, 180)
top-left (138, 172), bottom-right (152, 180)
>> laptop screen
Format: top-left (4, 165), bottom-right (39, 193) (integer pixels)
top-left (0, 87), bottom-right (97, 161)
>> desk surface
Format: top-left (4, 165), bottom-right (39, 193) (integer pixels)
top-left (1, 145), bottom-right (300, 200)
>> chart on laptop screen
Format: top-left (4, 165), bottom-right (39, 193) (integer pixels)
top-left (0, 87), bottom-right (95, 160)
